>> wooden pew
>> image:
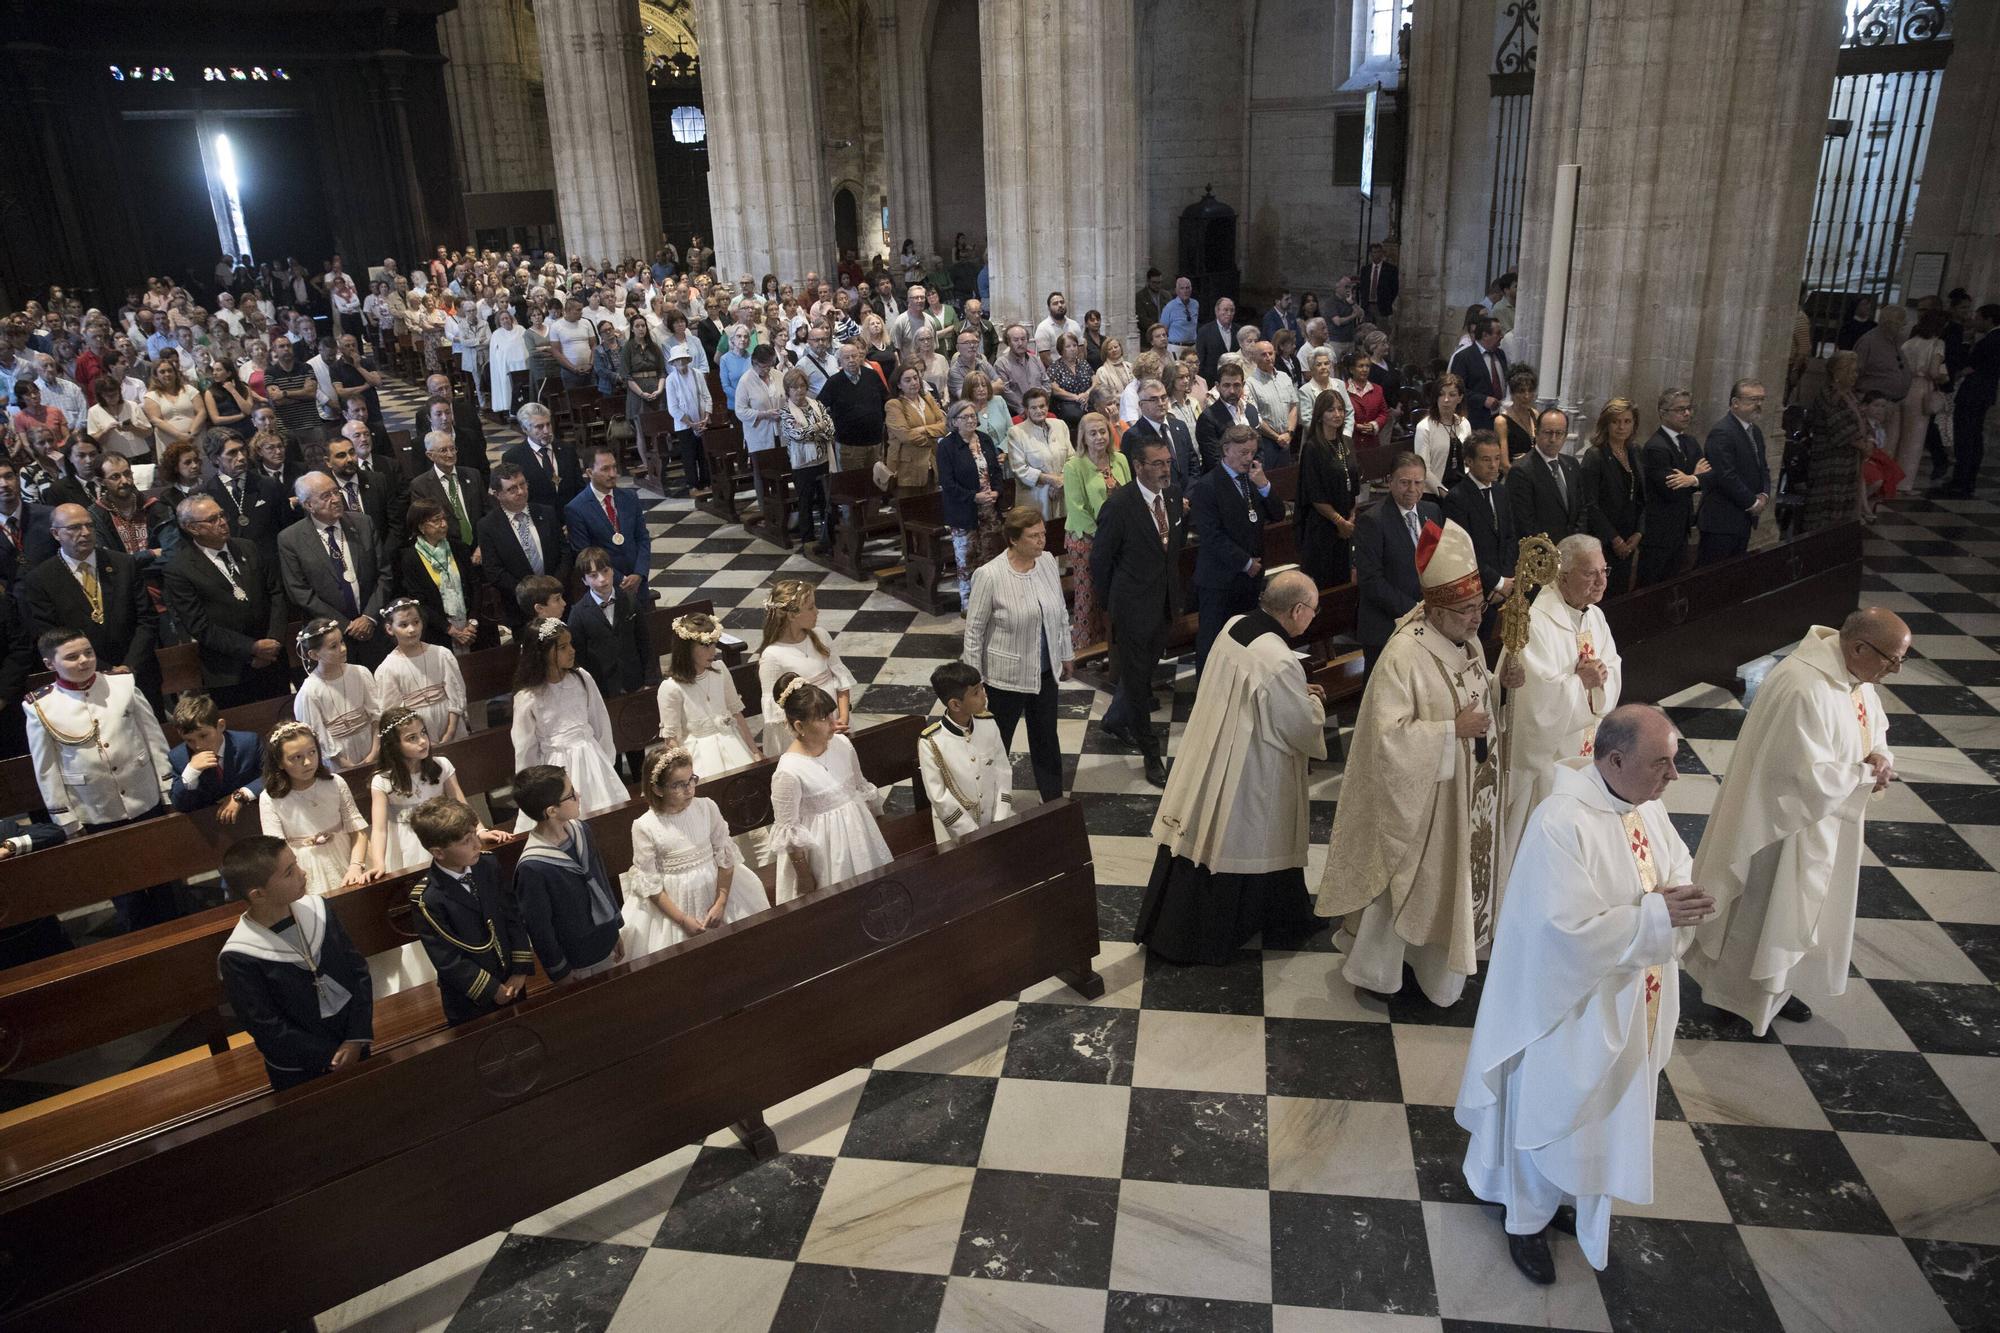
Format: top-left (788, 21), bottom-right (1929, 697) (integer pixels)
top-left (747, 448), bottom-right (796, 549)
top-left (814, 466), bottom-right (900, 580)
top-left (0, 717), bottom-right (930, 1079)
top-left (890, 490), bottom-right (956, 614)
top-left (698, 421), bottom-right (747, 523)
top-left (0, 799), bottom-right (1096, 1332)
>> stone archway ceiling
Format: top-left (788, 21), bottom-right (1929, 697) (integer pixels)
top-left (640, 0), bottom-right (697, 60)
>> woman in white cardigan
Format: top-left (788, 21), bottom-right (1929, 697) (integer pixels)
top-left (1004, 391), bottom-right (1074, 522)
top-left (963, 505), bottom-right (1074, 804)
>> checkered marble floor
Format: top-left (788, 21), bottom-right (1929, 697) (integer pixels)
top-left (315, 409), bottom-right (2000, 1331)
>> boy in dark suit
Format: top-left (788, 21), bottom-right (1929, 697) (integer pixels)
top-left (167, 692), bottom-right (264, 819)
top-left (511, 765), bottom-right (625, 984)
top-left (567, 545), bottom-right (656, 775)
top-left (410, 797), bottom-right (535, 1026)
top-left (217, 835), bottom-right (374, 1090)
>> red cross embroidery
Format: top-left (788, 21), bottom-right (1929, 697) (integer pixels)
top-left (1644, 972), bottom-right (1661, 1003)
top-left (1857, 696), bottom-right (1868, 730)
top-left (1580, 738), bottom-right (1595, 756)
top-left (1629, 825), bottom-right (1651, 861)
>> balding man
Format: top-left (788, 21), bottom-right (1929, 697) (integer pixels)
top-left (1686, 608), bottom-right (1907, 1034)
top-left (1458, 703), bottom-right (1715, 1283)
top-left (278, 471), bottom-right (391, 666)
top-left (17, 501), bottom-right (160, 706)
top-left (1140, 570), bottom-right (1327, 964)
top-left (162, 494), bottom-right (289, 705)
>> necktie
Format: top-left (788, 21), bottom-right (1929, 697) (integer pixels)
top-left (601, 490), bottom-right (620, 534)
top-left (1152, 493), bottom-right (1169, 546)
top-left (534, 445), bottom-right (549, 478)
top-left (345, 478), bottom-right (362, 512)
top-left (324, 524), bottom-right (360, 617)
top-left (78, 561), bottom-right (103, 623)
top-left (1483, 486), bottom-right (1496, 527)
top-left (515, 510), bottom-right (543, 574)
top-left (0, 517), bottom-right (15, 551)
top-left (1406, 509), bottom-right (1420, 546)
top-left (1552, 456), bottom-right (1568, 509)
top-left (1235, 470), bottom-right (1255, 520)
top-left (442, 470), bottom-right (472, 545)
top-left (1485, 353), bottom-right (1501, 399)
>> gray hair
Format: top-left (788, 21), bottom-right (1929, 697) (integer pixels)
top-left (1306, 347), bottom-right (1334, 371)
top-left (1656, 386), bottom-right (1692, 415)
top-left (1304, 317), bottom-right (1328, 340)
top-left (1593, 703), bottom-right (1671, 763)
top-left (516, 402), bottom-right (552, 429)
top-left (1136, 377), bottom-right (1165, 401)
top-left (1259, 568), bottom-right (1317, 618)
top-left (424, 430), bottom-right (454, 455)
top-left (1557, 533), bottom-right (1604, 573)
top-left (175, 493), bottom-right (220, 530)
top-left (293, 471), bottom-right (333, 504)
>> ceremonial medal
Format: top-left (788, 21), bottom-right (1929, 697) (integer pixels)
top-left (232, 585), bottom-right (249, 602)
top-left (612, 532), bottom-right (625, 545)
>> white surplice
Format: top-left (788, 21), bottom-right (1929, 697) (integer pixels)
top-left (1457, 758), bottom-right (1691, 1269)
top-left (1498, 592), bottom-right (1622, 892)
top-left (1686, 626), bottom-right (1890, 1034)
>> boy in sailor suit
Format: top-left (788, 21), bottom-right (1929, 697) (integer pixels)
top-left (409, 796), bottom-right (535, 1026)
top-left (24, 627), bottom-right (180, 928)
top-left (217, 836), bottom-right (374, 1090)
top-left (920, 663), bottom-right (1015, 843)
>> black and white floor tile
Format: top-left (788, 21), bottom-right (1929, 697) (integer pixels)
top-left (310, 402), bottom-right (2000, 1331)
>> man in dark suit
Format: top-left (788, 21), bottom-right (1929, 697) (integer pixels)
top-left (1695, 379), bottom-right (1772, 565)
top-left (1442, 432), bottom-right (1516, 598)
top-left (1447, 318), bottom-right (1510, 431)
top-left (278, 471), bottom-right (393, 667)
top-left (328, 424), bottom-right (399, 559)
top-left (1355, 453), bottom-right (1444, 671)
top-left (203, 429), bottom-right (294, 571)
top-left (1942, 305), bottom-right (2000, 499)
top-left (502, 402), bottom-right (585, 509)
top-left (563, 445), bottom-right (652, 592)
top-left (1359, 243), bottom-right (1399, 322)
top-left (1196, 362), bottom-right (1263, 474)
top-left (1089, 434), bottom-right (1186, 787)
top-left (1189, 425), bottom-right (1285, 675)
top-left (407, 431), bottom-right (486, 555)
top-left (162, 494), bottom-right (290, 707)
top-left (1636, 387), bottom-right (1709, 585)
top-left (17, 502), bottom-right (161, 706)
top-left (1195, 296), bottom-right (1242, 386)
top-left (424, 374), bottom-right (489, 478)
top-left (477, 463), bottom-right (572, 630)
top-left (0, 457), bottom-right (55, 587)
top-left (1507, 408), bottom-right (1585, 544)
top-left (1124, 376), bottom-right (1201, 492)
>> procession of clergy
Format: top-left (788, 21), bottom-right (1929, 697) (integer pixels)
top-left (1139, 519), bottom-right (1907, 1286)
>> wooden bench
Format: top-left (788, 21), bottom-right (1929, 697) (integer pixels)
top-left (0, 716), bottom-right (930, 1082)
top-left (813, 465), bottom-right (901, 581)
top-left (747, 448), bottom-right (797, 549)
top-left (0, 798), bottom-right (1096, 1331)
top-left (891, 490), bottom-right (955, 614)
top-left (698, 421), bottom-right (747, 523)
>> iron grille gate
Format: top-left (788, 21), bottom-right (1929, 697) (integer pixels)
top-left (1485, 0), bottom-right (1537, 284)
top-left (1801, 0), bottom-right (1953, 353)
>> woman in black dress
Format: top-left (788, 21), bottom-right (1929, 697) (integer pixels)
top-left (1581, 396), bottom-right (1645, 593)
top-left (1296, 389), bottom-right (1361, 587)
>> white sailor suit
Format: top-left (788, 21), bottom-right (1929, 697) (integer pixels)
top-left (918, 713), bottom-right (1015, 843)
top-left (23, 672), bottom-right (181, 929)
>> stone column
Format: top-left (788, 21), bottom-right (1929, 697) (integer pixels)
top-left (534, 0), bottom-right (661, 265)
top-left (1513, 0), bottom-right (1841, 491)
top-left (876, 0), bottom-right (935, 260)
top-left (439, 0), bottom-right (555, 198)
top-left (981, 0), bottom-right (1141, 340)
top-left (696, 0), bottom-right (836, 284)
top-left (1901, 0), bottom-right (1999, 304)
top-left (1398, 0), bottom-right (1478, 363)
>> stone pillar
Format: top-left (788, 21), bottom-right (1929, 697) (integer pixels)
top-left (1513, 0), bottom-right (1840, 491)
top-left (534, 0), bottom-right (660, 265)
top-left (1901, 0), bottom-right (2000, 304)
top-left (1398, 0), bottom-right (1479, 363)
top-left (439, 0), bottom-right (555, 198)
top-left (981, 0), bottom-right (1141, 340)
top-left (876, 0), bottom-right (935, 260)
top-left (696, 0), bottom-right (836, 283)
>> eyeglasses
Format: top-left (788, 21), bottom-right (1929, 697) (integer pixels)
top-left (1857, 641), bottom-right (1906, 669)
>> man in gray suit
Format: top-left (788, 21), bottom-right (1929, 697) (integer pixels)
top-left (279, 471), bottom-right (391, 667)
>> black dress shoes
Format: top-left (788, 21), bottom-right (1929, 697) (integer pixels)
top-left (1143, 753), bottom-right (1169, 788)
top-left (1778, 995), bottom-right (1813, 1023)
top-left (1508, 1229), bottom-right (1556, 1285)
top-left (1099, 721), bottom-right (1142, 750)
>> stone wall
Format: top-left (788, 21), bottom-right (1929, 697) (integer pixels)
top-left (926, 0), bottom-right (984, 258)
top-left (816, 0), bottom-right (889, 260)
top-left (1136, 0), bottom-right (1249, 287)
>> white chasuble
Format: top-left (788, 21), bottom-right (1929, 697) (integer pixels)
top-left (1498, 592), bottom-right (1621, 891)
top-left (1457, 759), bottom-right (1692, 1269)
top-left (1686, 625), bottom-right (1890, 1035)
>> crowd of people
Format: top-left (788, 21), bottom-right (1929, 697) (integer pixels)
top-left (2, 234), bottom-right (1995, 1292)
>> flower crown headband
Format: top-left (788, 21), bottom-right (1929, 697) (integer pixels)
top-left (645, 742), bottom-right (692, 787)
top-left (382, 597), bottom-right (423, 626)
top-left (377, 705), bottom-right (423, 739)
top-left (529, 617), bottom-right (567, 645)
top-left (672, 614), bottom-right (722, 644)
top-left (776, 676), bottom-right (811, 707)
top-left (296, 621), bottom-right (340, 667)
top-left (267, 720), bottom-right (315, 747)
top-left (764, 582), bottom-right (813, 614)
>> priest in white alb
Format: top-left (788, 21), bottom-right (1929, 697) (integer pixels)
top-left (1457, 704), bottom-right (1715, 1282)
top-left (1319, 518), bottom-right (1501, 1006)
top-left (1498, 533), bottom-right (1622, 879)
top-left (1141, 571), bottom-right (1327, 964)
top-left (1685, 608), bottom-right (1906, 1033)
top-left (488, 308), bottom-right (528, 414)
